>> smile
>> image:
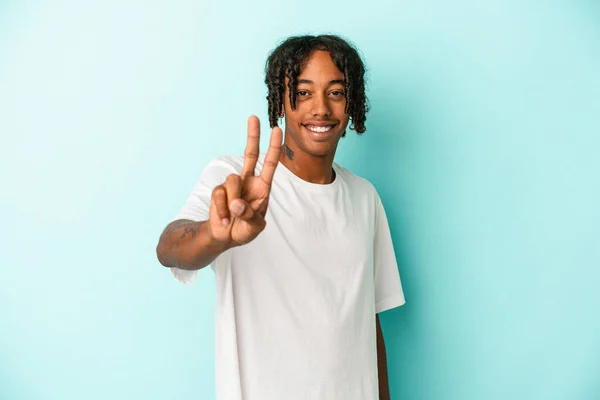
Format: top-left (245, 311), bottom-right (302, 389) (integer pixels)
top-left (304, 124), bottom-right (335, 133)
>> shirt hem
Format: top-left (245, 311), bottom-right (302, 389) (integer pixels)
top-left (375, 294), bottom-right (406, 314)
top-left (170, 267), bottom-right (197, 284)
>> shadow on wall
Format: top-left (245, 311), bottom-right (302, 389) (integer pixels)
top-left (582, 347), bottom-right (600, 399)
top-left (0, 360), bottom-right (36, 400)
top-left (356, 79), bottom-right (430, 396)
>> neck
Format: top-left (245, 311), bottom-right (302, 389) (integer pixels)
top-left (279, 138), bottom-right (337, 185)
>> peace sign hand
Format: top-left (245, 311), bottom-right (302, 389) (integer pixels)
top-left (208, 116), bottom-right (283, 247)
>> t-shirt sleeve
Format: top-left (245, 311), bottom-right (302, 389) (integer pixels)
top-left (373, 194), bottom-right (406, 313)
top-left (169, 156), bottom-right (242, 284)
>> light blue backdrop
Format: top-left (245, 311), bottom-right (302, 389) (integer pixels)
top-left (1, 1), bottom-right (599, 399)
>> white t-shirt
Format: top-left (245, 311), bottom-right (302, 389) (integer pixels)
top-left (170, 154), bottom-right (405, 400)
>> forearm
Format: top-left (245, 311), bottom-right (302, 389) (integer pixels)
top-left (156, 219), bottom-right (231, 270)
top-left (376, 315), bottom-right (391, 400)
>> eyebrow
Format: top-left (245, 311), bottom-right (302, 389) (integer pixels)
top-left (297, 79), bottom-right (346, 85)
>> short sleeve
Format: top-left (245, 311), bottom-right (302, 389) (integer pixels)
top-left (373, 195), bottom-right (406, 313)
top-left (170, 156), bottom-right (243, 284)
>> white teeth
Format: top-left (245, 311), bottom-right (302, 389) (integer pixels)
top-left (306, 125), bottom-right (333, 133)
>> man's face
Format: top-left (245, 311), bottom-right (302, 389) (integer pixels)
top-left (283, 50), bottom-right (350, 157)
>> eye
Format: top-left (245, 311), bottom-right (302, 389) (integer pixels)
top-left (296, 90), bottom-right (309, 97)
top-left (330, 90), bottom-right (346, 97)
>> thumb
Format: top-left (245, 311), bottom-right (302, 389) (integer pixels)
top-left (229, 198), bottom-right (255, 221)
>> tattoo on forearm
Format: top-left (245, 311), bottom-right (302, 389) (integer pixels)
top-left (161, 219), bottom-right (199, 240)
top-left (283, 144), bottom-right (294, 160)
top-left (180, 226), bottom-right (198, 240)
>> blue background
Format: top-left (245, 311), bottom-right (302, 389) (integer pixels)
top-left (1, 1), bottom-right (599, 399)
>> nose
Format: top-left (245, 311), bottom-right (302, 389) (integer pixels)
top-left (310, 93), bottom-right (331, 117)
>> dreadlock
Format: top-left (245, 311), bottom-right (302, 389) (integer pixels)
top-left (265, 34), bottom-right (369, 136)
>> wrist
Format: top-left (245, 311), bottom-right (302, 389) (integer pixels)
top-left (203, 220), bottom-right (235, 252)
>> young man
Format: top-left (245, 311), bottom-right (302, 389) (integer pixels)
top-left (156, 34), bottom-right (405, 400)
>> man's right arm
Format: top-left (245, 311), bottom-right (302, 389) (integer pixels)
top-left (156, 219), bottom-right (231, 271)
top-left (157, 116), bottom-right (281, 273)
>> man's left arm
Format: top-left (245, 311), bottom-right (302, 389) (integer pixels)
top-left (376, 314), bottom-right (391, 400)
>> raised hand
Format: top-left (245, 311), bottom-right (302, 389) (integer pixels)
top-left (208, 116), bottom-right (283, 247)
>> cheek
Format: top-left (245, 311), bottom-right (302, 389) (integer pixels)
top-left (285, 113), bottom-right (302, 128)
top-left (334, 101), bottom-right (349, 116)
top-left (339, 111), bottom-right (350, 126)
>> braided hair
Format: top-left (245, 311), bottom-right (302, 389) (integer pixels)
top-left (265, 34), bottom-right (369, 136)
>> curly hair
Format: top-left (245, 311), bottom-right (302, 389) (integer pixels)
top-left (265, 34), bottom-right (369, 136)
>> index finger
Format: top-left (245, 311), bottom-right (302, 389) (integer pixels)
top-left (259, 126), bottom-right (283, 186)
top-left (241, 115), bottom-right (260, 179)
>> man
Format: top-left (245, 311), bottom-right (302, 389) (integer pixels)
top-left (156, 34), bottom-right (405, 400)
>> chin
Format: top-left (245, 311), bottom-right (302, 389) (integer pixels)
top-left (305, 142), bottom-right (338, 157)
